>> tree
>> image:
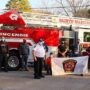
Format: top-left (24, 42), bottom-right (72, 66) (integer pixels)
top-left (74, 8), bottom-right (89, 18)
top-left (39, 0), bottom-right (90, 17)
top-left (87, 9), bottom-right (90, 18)
top-left (6, 0), bottom-right (31, 12)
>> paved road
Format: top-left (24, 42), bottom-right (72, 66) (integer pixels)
top-left (0, 69), bottom-right (90, 90)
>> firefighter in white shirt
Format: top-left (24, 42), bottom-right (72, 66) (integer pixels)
top-left (33, 39), bottom-right (46, 79)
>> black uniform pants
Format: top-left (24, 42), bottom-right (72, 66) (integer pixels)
top-left (0, 54), bottom-right (8, 71)
top-left (34, 57), bottom-right (43, 77)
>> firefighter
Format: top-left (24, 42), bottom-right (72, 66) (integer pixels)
top-left (33, 39), bottom-right (46, 79)
top-left (58, 41), bottom-right (68, 57)
top-left (0, 37), bottom-right (9, 72)
top-left (18, 39), bottom-right (30, 71)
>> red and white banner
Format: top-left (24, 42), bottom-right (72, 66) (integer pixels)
top-left (52, 56), bottom-right (88, 76)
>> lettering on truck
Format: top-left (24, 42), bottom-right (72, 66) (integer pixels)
top-left (0, 32), bottom-right (28, 38)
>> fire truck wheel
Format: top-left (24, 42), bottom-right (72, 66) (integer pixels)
top-left (8, 56), bottom-right (20, 70)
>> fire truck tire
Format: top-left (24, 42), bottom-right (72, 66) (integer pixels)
top-left (8, 55), bottom-right (20, 70)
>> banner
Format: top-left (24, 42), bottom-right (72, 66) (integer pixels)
top-left (52, 56), bottom-right (88, 76)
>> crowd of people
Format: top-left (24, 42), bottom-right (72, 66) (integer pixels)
top-left (0, 37), bottom-right (90, 79)
top-left (57, 40), bottom-right (90, 70)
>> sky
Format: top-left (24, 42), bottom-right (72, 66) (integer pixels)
top-left (0, 0), bottom-right (42, 10)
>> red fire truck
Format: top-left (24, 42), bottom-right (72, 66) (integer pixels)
top-left (0, 10), bottom-right (61, 70)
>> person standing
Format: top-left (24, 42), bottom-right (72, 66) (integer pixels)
top-left (77, 39), bottom-right (82, 55)
top-left (58, 41), bottom-right (68, 57)
top-left (33, 39), bottom-right (46, 79)
top-left (18, 39), bottom-right (30, 71)
top-left (0, 38), bottom-right (9, 72)
top-left (69, 47), bottom-right (80, 57)
top-left (45, 52), bottom-right (53, 75)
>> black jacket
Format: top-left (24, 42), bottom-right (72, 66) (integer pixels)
top-left (19, 43), bottom-right (30, 55)
top-left (0, 41), bottom-right (9, 54)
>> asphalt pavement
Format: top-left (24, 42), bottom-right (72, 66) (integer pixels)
top-left (0, 68), bottom-right (90, 90)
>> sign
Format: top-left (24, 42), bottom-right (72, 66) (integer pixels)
top-left (9, 14), bottom-right (18, 20)
top-left (55, 16), bottom-right (90, 28)
top-left (52, 56), bottom-right (88, 76)
top-left (63, 59), bottom-right (77, 72)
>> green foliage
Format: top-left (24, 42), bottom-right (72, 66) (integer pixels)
top-left (6, 0), bottom-right (32, 12)
top-left (84, 32), bottom-right (90, 42)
